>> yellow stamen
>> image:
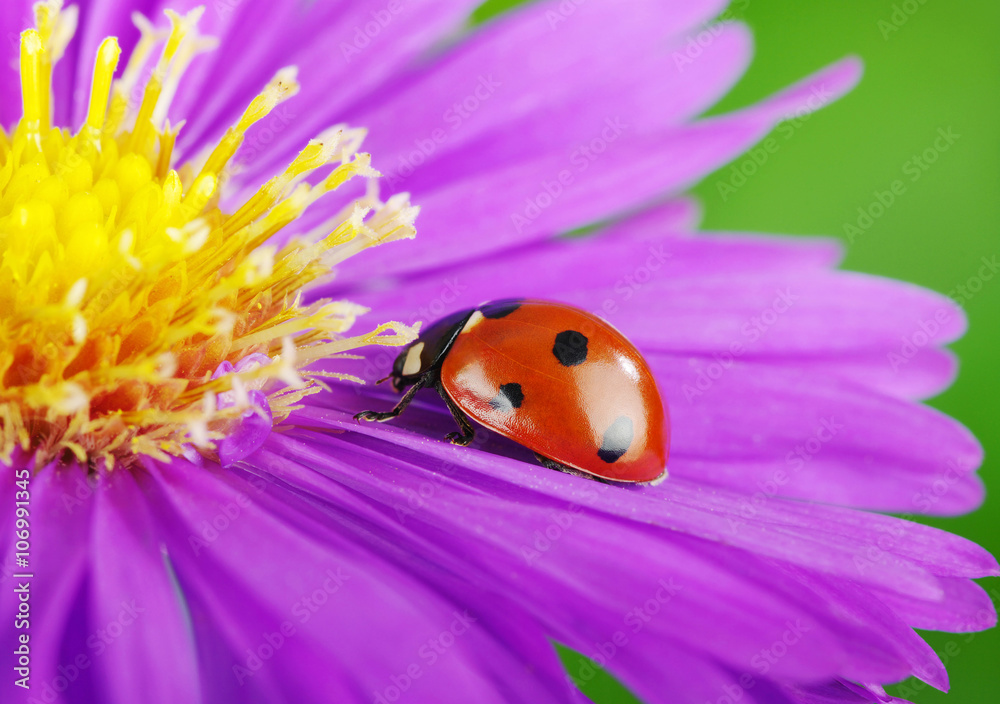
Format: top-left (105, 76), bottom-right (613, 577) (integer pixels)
top-left (128, 8), bottom-right (199, 152)
top-left (19, 30), bottom-right (45, 140)
top-left (85, 38), bottom-right (121, 137)
top-left (1, 6), bottom-right (419, 468)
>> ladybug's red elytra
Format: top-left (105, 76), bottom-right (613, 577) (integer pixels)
top-left (355, 299), bottom-right (669, 483)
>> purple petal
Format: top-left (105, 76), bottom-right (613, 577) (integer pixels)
top-left (252, 424), bottom-right (983, 701)
top-left (216, 389), bottom-right (274, 466)
top-left (176, 0), bottom-right (480, 156)
top-left (782, 680), bottom-right (910, 704)
top-left (1, 461), bottom-right (94, 701)
top-left (873, 578), bottom-right (998, 633)
top-left (648, 357), bottom-right (984, 515)
top-left (330, 223), bottom-right (961, 402)
top-left (354, 4), bottom-right (747, 192)
top-left (211, 355), bottom-right (276, 466)
top-left (0, 1), bottom-right (36, 127)
top-left (292, 390), bottom-right (998, 588)
top-left (333, 57), bottom-right (861, 283)
top-left (89, 469), bottom-right (200, 704)
top-left (138, 457), bottom-right (578, 703)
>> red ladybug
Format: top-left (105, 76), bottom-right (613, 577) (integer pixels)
top-left (356, 299), bottom-right (669, 483)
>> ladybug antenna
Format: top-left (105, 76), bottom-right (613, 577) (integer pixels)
top-left (375, 375), bottom-right (391, 385)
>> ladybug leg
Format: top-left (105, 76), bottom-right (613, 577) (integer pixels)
top-left (437, 386), bottom-right (476, 446)
top-left (354, 375), bottom-right (429, 423)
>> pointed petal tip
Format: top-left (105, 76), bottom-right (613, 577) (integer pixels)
top-left (755, 55), bottom-right (865, 125)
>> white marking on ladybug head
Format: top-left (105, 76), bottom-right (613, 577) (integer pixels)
top-left (461, 310), bottom-right (484, 332)
top-left (402, 342), bottom-right (425, 376)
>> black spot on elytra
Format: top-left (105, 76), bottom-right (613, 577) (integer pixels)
top-left (490, 383), bottom-right (524, 413)
top-left (480, 299), bottom-right (522, 319)
top-left (552, 330), bottom-right (588, 367)
top-left (598, 416), bottom-right (633, 463)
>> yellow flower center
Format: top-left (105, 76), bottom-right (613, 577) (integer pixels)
top-left (0, 2), bottom-right (419, 468)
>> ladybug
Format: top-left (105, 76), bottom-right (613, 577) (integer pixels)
top-left (355, 299), bottom-right (669, 483)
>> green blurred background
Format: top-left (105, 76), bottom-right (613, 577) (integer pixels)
top-left (690, 2), bottom-right (1000, 702)
top-left (472, 0), bottom-right (999, 701)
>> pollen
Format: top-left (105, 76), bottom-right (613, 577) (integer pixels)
top-left (0, 2), bottom-right (419, 469)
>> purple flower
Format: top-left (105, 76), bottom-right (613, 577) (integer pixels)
top-left (1, 1), bottom-right (995, 704)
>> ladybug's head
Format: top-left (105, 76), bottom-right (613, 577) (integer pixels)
top-left (387, 340), bottom-right (423, 392)
top-left (386, 308), bottom-right (477, 393)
